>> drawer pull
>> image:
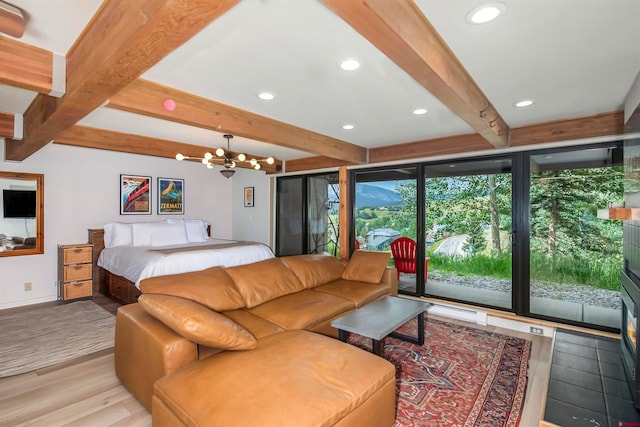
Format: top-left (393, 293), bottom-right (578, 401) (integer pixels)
top-left (74, 265), bottom-right (83, 270)
top-left (74, 248), bottom-right (83, 253)
top-left (74, 282), bottom-right (84, 287)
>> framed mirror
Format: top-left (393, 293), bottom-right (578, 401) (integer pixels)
top-left (0, 172), bottom-right (44, 257)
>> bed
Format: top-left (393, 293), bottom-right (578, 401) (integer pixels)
top-left (88, 221), bottom-right (274, 305)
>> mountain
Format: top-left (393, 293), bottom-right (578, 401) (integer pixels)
top-left (355, 184), bottom-right (402, 208)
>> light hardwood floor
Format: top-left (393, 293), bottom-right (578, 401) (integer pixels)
top-left (0, 305), bottom-right (553, 427)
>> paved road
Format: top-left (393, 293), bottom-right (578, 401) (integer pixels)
top-left (434, 235), bottom-right (468, 256)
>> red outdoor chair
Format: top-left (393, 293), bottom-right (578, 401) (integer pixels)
top-left (390, 237), bottom-right (429, 281)
top-left (355, 240), bottom-right (360, 250)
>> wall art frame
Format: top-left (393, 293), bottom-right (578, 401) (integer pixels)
top-left (158, 177), bottom-right (184, 215)
top-left (120, 174), bottom-right (151, 215)
top-left (244, 186), bottom-right (255, 207)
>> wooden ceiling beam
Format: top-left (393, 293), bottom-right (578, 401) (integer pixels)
top-left (4, 0), bottom-right (241, 162)
top-left (322, 0), bottom-right (509, 148)
top-left (0, 36), bottom-right (58, 95)
top-left (107, 79), bottom-right (367, 164)
top-left (54, 125), bottom-right (281, 174)
top-left (0, 111), bottom-right (14, 138)
top-left (285, 111), bottom-right (625, 171)
top-left (509, 111), bottom-right (624, 147)
top-left (0, 1), bottom-right (24, 38)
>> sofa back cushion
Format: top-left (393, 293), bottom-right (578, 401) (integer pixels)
top-left (225, 258), bottom-right (305, 308)
top-left (281, 254), bottom-right (345, 289)
top-left (140, 267), bottom-right (246, 311)
top-left (342, 250), bottom-right (391, 284)
top-left (138, 294), bottom-right (257, 350)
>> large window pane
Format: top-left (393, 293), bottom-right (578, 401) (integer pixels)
top-left (424, 158), bottom-right (513, 310)
top-left (529, 147), bottom-right (623, 329)
top-left (354, 167), bottom-right (419, 294)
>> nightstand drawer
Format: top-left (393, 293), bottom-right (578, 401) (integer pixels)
top-left (63, 246), bottom-right (92, 264)
top-left (63, 263), bottom-right (92, 282)
top-left (63, 280), bottom-right (92, 299)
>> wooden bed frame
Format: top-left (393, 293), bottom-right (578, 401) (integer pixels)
top-left (87, 226), bottom-right (211, 305)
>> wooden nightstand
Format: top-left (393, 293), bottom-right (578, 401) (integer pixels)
top-left (58, 243), bottom-right (94, 301)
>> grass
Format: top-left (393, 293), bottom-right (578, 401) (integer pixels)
top-left (427, 251), bottom-right (621, 291)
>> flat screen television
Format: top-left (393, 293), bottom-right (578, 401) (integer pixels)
top-left (3, 189), bottom-right (36, 218)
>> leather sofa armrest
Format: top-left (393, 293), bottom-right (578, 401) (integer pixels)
top-left (381, 267), bottom-right (398, 296)
top-left (115, 303), bottom-right (198, 411)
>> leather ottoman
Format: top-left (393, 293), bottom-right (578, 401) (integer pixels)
top-left (152, 330), bottom-right (396, 427)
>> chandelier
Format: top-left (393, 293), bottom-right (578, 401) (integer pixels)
top-left (175, 134), bottom-right (275, 179)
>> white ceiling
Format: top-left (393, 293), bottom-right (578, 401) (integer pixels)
top-left (1, 0), bottom-right (640, 162)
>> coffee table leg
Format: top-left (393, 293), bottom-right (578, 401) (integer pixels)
top-left (372, 339), bottom-right (383, 355)
top-left (338, 329), bottom-right (347, 342)
top-left (417, 311), bottom-right (425, 346)
top-left (389, 310), bottom-right (426, 346)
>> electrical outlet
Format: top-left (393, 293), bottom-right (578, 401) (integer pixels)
top-left (530, 326), bottom-right (543, 335)
top-left (24, 282), bottom-right (32, 292)
top-left (53, 280), bottom-right (58, 287)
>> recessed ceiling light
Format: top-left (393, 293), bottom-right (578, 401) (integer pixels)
top-left (338, 58), bottom-right (362, 71)
top-left (514, 99), bottom-right (535, 108)
top-left (466, 3), bottom-right (505, 24)
top-left (257, 92), bottom-right (275, 101)
top-left (413, 108), bottom-right (428, 115)
top-left (342, 124), bottom-right (355, 130)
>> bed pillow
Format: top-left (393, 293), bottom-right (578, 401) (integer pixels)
top-left (166, 219), bottom-right (208, 242)
top-left (184, 220), bottom-right (208, 242)
top-left (150, 222), bottom-right (189, 246)
top-left (103, 222), bottom-right (133, 248)
top-left (342, 250), bottom-right (390, 284)
top-left (138, 294), bottom-right (257, 350)
top-left (131, 223), bottom-right (153, 246)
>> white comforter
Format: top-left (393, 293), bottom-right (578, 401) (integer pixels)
top-left (97, 238), bottom-right (274, 288)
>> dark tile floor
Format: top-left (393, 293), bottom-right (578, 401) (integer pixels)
top-left (544, 329), bottom-right (640, 426)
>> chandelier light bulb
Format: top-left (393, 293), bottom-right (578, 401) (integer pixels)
top-left (215, 148), bottom-right (225, 157)
top-left (237, 153), bottom-right (246, 161)
top-left (206, 163), bottom-right (214, 169)
top-left (204, 152), bottom-right (213, 160)
top-left (266, 157), bottom-right (275, 165)
top-left (254, 163), bottom-right (261, 170)
top-left (249, 159), bottom-right (258, 166)
top-left (230, 161), bottom-right (236, 168)
top-left (175, 153), bottom-right (185, 161)
top-left (201, 158), bottom-right (209, 165)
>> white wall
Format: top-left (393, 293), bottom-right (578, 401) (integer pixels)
top-left (625, 70), bottom-right (640, 124)
top-left (0, 142), bottom-right (271, 309)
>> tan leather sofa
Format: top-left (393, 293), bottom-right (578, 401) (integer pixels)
top-left (115, 251), bottom-right (399, 427)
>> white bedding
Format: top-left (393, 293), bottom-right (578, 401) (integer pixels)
top-left (97, 238), bottom-right (274, 288)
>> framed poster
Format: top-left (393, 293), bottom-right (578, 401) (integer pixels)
top-left (244, 186), bottom-right (254, 207)
top-left (120, 174), bottom-right (151, 215)
top-left (158, 177), bottom-right (184, 214)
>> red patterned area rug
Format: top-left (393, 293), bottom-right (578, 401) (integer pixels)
top-left (348, 317), bottom-right (531, 427)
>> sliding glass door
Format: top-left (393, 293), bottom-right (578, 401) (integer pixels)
top-left (276, 173), bottom-right (339, 257)
top-left (423, 157), bottom-right (513, 309)
top-left (353, 167), bottom-right (422, 295)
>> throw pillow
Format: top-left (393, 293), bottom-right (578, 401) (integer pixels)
top-left (138, 294), bottom-right (257, 350)
top-left (342, 250), bottom-right (390, 284)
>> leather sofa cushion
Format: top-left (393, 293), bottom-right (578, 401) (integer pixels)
top-left (342, 250), bottom-right (391, 284)
top-left (281, 253), bottom-right (345, 289)
top-left (140, 267), bottom-right (246, 311)
top-left (138, 294), bottom-right (257, 350)
top-left (222, 309), bottom-right (285, 339)
top-left (314, 278), bottom-right (390, 308)
top-left (153, 330), bottom-right (396, 427)
top-left (248, 290), bottom-right (354, 330)
top-left (225, 258), bottom-right (305, 308)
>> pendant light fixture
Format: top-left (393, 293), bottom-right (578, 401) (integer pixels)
top-left (175, 134), bottom-right (276, 179)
